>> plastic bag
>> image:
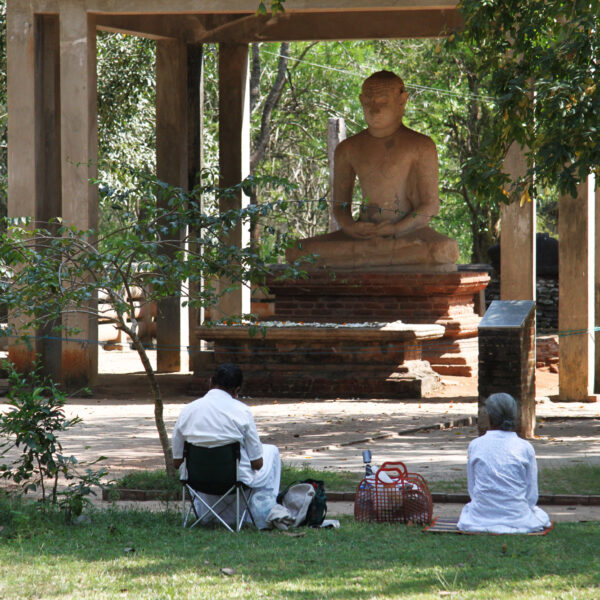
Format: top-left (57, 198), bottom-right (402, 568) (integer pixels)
top-left (249, 491), bottom-right (276, 529)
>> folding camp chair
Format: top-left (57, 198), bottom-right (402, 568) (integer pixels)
top-left (181, 441), bottom-right (256, 532)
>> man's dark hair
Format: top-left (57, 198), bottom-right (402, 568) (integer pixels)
top-left (211, 363), bottom-right (243, 392)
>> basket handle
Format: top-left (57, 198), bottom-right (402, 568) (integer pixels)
top-left (375, 461), bottom-right (408, 485)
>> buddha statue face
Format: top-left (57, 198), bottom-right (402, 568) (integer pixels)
top-left (359, 71), bottom-right (408, 134)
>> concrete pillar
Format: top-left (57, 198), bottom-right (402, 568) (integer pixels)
top-left (35, 15), bottom-right (62, 379)
top-left (327, 117), bottom-right (346, 232)
top-left (500, 142), bottom-right (536, 301)
top-left (59, 3), bottom-right (98, 388)
top-left (155, 40), bottom-right (188, 373)
top-left (558, 175), bottom-right (595, 401)
top-left (216, 43), bottom-right (251, 319)
top-left (6, 2), bottom-right (38, 370)
top-left (595, 182), bottom-right (600, 393)
top-left (187, 44), bottom-right (204, 374)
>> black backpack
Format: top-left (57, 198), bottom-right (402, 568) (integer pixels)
top-left (277, 478), bottom-right (327, 527)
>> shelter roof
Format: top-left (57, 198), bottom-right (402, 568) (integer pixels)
top-left (21, 0), bottom-right (461, 41)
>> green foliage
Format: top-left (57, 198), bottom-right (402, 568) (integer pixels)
top-left (256, 1), bottom-right (285, 15)
top-left (0, 360), bottom-right (81, 502)
top-left (0, 0), bottom-right (7, 220)
top-left (460, 0), bottom-right (600, 197)
top-left (96, 33), bottom-right (156, 183)
top-left (0, 360), bottom-right (106, 515)
top-left (0, 490), bottom-right (47, 537)
top-left (0, 171), bottom-right (302, 341)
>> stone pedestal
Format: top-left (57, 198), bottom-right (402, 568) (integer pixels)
top-left (265, 268), bottom-right (490, 376)
top-left (478, 301), bottom-right (536, 438)
top-left (192, 322), bottom-right (444, 399)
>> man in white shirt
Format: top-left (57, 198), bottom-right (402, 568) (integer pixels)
top-left (172, 363), bottom-right (281, 499)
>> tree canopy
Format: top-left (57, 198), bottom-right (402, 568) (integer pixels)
top-left (460, 0), bottom-right (599, 198)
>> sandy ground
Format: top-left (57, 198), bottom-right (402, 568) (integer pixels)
top-left (3, 348), bottom-right (600, 521)
top-left (54, 348), bottom-right (600, 480)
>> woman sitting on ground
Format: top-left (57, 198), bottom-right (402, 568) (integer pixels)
top-left (457, 393), bottom-right (551, 534)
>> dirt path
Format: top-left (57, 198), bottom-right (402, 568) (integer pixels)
top-left (11, 350), bottom-right (586, 484)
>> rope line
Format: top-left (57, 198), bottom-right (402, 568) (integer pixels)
top-left (260, 49), bottom-right (498, 103)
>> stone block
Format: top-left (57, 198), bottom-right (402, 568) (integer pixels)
top-left (193, 322), bottom-right (444, 399)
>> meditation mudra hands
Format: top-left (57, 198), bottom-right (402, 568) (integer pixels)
top-left (342, 220), bottom-right (400, 239)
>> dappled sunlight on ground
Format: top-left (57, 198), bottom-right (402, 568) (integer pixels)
top-left (2, 348), bottom-right (598, 484)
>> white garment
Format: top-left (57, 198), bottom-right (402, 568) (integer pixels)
top-left (172, 388), bottom-right (280, 495)
top-left (457, 430), bottom-right (551, 534)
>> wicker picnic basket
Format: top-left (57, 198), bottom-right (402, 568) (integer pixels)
top-left (354, 461), bottom-right (433, 525)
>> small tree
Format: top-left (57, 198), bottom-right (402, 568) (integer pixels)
top-left (0, 171), bottom-right (302, 479)
top-left (0, 359), bottom-right (106, 516)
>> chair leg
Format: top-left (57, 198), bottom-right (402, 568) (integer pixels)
top-left (241, 487), bottom-right (257, 529)
top-left (185, 486), bottom-right (237, 532)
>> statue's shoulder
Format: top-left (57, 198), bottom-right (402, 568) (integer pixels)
top-left (398, 125), bottom-right (436, 147)
top-left (334, 130), bottom-right (369, 158)
top-left (341, 129), bottom-right (370, 146)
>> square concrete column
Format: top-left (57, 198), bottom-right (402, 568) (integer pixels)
top-left (187, 44), bottom-right (204, 374)
top-left (596, 182), bottom-right (600, 392)
top-left (216, 43), bottom-right (251, 319)
top-left (59, 3), bottom-right (98, 388)
top-left (6, 2), bottom-right (39, 371)
top-left (559, 175), bottom-right (595, 401)
top-left (35, 15), bottom-right (62, 380)
top-left (500, 142), bottom-right (536, 301)
top-left (156, 40), bottom-right (188, 373)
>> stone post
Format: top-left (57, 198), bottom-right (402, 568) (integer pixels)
top-left (327, 117), bottom-right (346, 232)
top-left (558, 175), bottom-right (596, 401)
top-left (478, 300), bottom-right (536, 438)
top-left (155, 40), bottom-right (188, 373)
top-left (187, 44), bottom-right (204, 374)
top-left (59, 3), bottom-right (98, 388)
top-left (35, 15), bottom-right (62, 379)
top-left (595, 181), bottom-right (600, 393)
top-left (6, 1), bottom-right (38, 372)
top-left (500, 142), bottom-right (536, 301)
top-left (216, 43), bottom-right (251, 319)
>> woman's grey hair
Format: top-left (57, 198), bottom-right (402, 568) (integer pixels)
top-left (485, 393), bottom-right (518, 432)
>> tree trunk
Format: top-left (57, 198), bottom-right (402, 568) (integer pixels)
top-left (124, 322), bottom-right (175, 479)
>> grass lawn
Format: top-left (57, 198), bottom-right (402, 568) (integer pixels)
top-left (0, 499), bottom-right (599, 600)
top-left (432, 464), bottom-right (600, 496)
top-left (116, 463), bottom-right (600, 497)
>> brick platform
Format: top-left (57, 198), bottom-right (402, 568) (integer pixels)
top-left (192, 322), bottom-right (445, 399)
top-left (265, 268), bottom-right (490, 376)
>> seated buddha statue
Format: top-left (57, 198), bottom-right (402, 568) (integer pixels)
top-left (286, 70), bottom-right (459, 271)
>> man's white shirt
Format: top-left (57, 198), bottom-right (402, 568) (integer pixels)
top-left (172, 388), bottom-right (263, 460)
top-left (172, 388), bottom-right (277, 489)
